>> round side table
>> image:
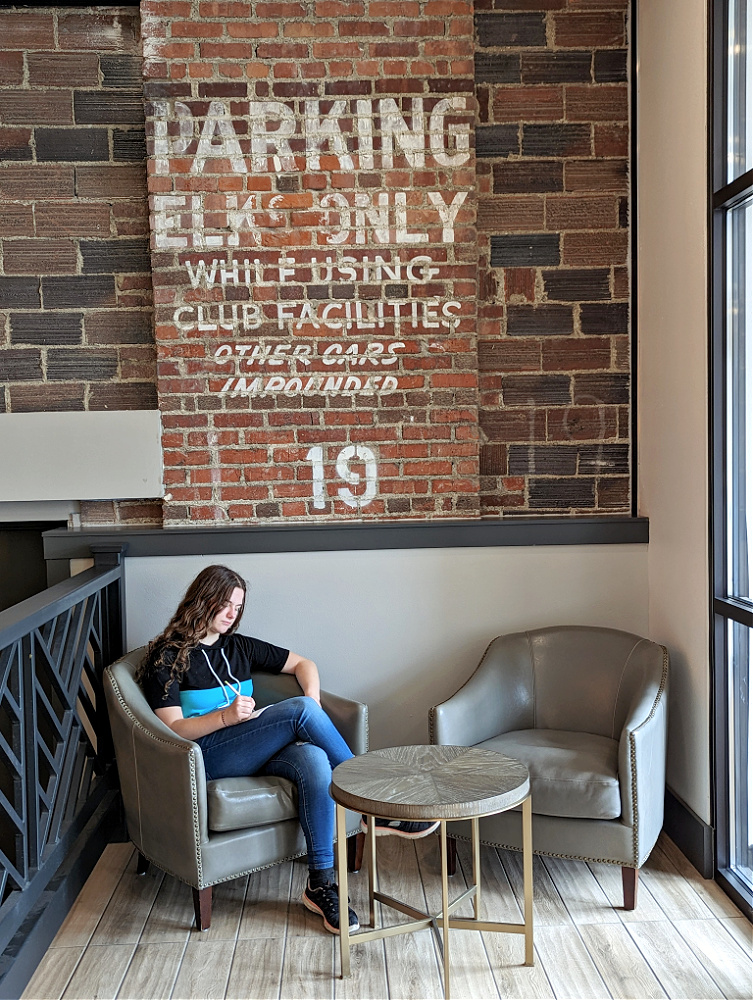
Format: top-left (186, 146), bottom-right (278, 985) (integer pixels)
top-left (331, 744), bottom-right (533, 1000)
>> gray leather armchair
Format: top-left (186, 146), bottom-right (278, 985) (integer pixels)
top-left (429, 626), bottom-right (669, 909)
top-left (104, 647), bottom-right (368, 930)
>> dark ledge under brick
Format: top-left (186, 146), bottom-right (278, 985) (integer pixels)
top-left (42, 517), bottom-right (649, 562)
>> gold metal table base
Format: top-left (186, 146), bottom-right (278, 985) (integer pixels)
top-left (335, 798), bottom-right (534, 1000)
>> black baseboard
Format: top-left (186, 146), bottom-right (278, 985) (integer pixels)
top-left (0, 791), bottom-right (121, 1000)
top-left (664, 787), bottom-right (714, 878)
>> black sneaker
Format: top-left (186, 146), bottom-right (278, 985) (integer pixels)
top-left (303, 879), bottom-right (360, 934)
top-left (360, 816), bottom-right (441, 839)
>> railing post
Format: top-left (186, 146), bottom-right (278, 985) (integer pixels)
top-left (90, 544), bottom-right (128, 767)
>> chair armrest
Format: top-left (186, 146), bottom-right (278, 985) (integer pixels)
top-left (618, 647), bottom-right (670, 865)
top-left (320, 689), bottom-right (369, 755)
top-left (430, 632), bottom-right (535, 746)
top-left (104, 667), bottom-right (210, 886)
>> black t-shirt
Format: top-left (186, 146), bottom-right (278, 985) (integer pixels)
top-left (141, 633), bottom-right (288, 718)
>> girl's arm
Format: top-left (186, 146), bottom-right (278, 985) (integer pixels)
top-left (281, 652), bottom-right (321, 704)
top-left (155, 693), bottom-right (257, 739)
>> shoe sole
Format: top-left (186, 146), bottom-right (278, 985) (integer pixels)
top-left (359, 820), bottom-right (441, 839)
top-left (302, 891), bottom-right (360, 934)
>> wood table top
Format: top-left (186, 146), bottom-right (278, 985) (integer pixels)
top-left (331, 745), bottom-right (530, 820)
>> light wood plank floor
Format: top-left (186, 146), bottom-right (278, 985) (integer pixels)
top-left (22, 833), bottom-right (751, 1000)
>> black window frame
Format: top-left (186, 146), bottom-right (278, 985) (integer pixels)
top-left (710, 0), bottom-right (753, 920)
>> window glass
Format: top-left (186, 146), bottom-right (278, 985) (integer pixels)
top-left (726, 194), bottom-right (753, 601)
top-left (728, 0), bottom-right (753, 181)
top-left (727, 620), bottom-right (753, 890)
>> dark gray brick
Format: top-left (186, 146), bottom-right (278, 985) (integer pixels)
top-left (0, 277), bottom-right (40, 309)
top-left (476, 125), bottom-right (519, 158)
top-left (529, 478), bottom-right (596, 509)
top-left (543, 269), bottom-right (611, 301)
top-left (10, 312), bottom-right (83, 345)
top-left (80, 239), bottom-right (150, 274)
top-left (579, 302), bottom-right (628, 335)
top-left (89, 382), bottom-right (157, 409)
top-left (74, 91), bottom-right (145, 125)
top-left (502, 374), bottom-right (571, 406)
top-left (507, 304), bottom-right (574, 337)
top-left (42, 276), bottom-right (116, 309)
top-left (0, 348), bottom-right (42, 381)
top-left (35, 128), bottom-right (109, 162)
top-left (573, 373), bottom-right (629, 404)
top-left (47, 348), bottom-right (118, 381)
top-left (479, 443), bottom-right (506, 476)
top-left (493, 160), bottom-right (562, 193)
top-left (522, 52), bottom-right (592, 84)
top-left (594, 50), bottom-right (628, 83)
top-left (578, 443), bottom-right (630, 475)
top-left (508, 444), bottom-right (578, 476)
top-left (113, 128), bottom-right (146, 161)
top-left (491, 234), bottom-right (560, 267)
top-left (474, 52), bottom-right (521, 83)
top-left (476, 13), bottom-right (546, 47)
top-left (100, 54), bottom-right (143, 89)
top-left (522, 124), bottom-right (591, 158)
top-left (618, 196), bottom-right (629, 228)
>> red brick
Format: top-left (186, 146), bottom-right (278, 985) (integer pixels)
top-left (566, 85), bottom-right (628, 123)
top-left (477, 196), bottom-right (545, 233)
top-left (35, 203), bottom-right (111, 237)
top-left (492, 86), bottom-right (563, 123)
top-left (0, 51), bottom-right (23, 85)
top-left (562, 231), bottom-right (628, 266)
top-left (0, 12), bottom-right (55, 50)
top-left (545, 195), bottom-right (618, 230)
top-left (0, 127), bottom-right (32, 160)
top-left (0, 91), bottom-right (73, 125)
top-left (57, 12), bottom-right (140, 52)
top-left (565, 159), bottom-right (627, 193)
top-left (553, 12), bottom-right (626, 47)
top-left (0, 204), bottom-right (33, 237)
top-left (27, 52), bottom-right (100, 87)
top-left (3, 238), bottom-right (78, 275)
top-left (594, 124), bottom-right (629, 157)
top-left (76, 165), bottom-right (147, 199)
top-left (0, 165), bottom-right (75, 200)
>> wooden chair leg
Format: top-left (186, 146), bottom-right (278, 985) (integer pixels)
top-left (192, 886), bottom-right (212, 931)
top-left (136, 852), bottom-right (150, 875)
top-left (447, 835), bottom-right (457, 876)
top-left (347, 831), bottom-right (365, 873)
top-left (622, 866), bottom-right (639, 910)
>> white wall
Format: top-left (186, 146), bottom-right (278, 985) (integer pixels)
top-left (0, 411), bottom-right (163, 502)
top-left (125, 545), bottom-right (648, 748)
top-left (637, 0), bottom-right (711, 822)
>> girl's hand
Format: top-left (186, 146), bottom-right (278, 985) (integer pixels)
top-left (224, 694), bottom-right (256, 725)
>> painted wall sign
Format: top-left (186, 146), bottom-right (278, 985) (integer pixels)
top-left (143, 6), bottom-right (478, 523)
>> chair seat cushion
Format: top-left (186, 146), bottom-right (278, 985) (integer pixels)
top-left (478, 729), bottom-right (621, 820)
top-left (207, 775), bottom-right (298, 832)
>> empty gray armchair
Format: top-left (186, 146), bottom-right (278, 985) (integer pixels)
top-left (429, 626), bottom-right (669, 909)
top-left (104, 647), bottom-right (368, 930)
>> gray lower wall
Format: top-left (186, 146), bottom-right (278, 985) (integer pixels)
top-left (124, 544), bottom-right (649, 748)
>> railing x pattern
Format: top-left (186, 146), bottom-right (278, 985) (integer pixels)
top-left (0, 561), bottom-right (125, 963)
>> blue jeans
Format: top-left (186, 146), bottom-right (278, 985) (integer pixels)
top-left (196, 696), bottom-right (353, 870)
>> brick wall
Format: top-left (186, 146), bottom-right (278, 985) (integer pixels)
top-left (475, 0), bottom-right (630, 515)
top-left (0, 1), bottom-right (632, 525)
top-left (142, 0), bottom-right (480, 524)
top-left (0, 7), bottom-right (156, 417)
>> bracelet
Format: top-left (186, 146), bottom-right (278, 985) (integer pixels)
top-left (220, 709), bottom-right (227, 728)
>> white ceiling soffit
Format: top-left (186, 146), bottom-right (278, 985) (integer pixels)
top-left (0, 410), bottom-right (164, 502)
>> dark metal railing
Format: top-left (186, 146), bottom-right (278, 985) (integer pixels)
top-left (0, 556), bottom-right (125, 981)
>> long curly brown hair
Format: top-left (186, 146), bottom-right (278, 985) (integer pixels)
top-left (137, 564), bottom-right (247, 693)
